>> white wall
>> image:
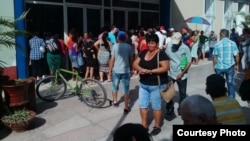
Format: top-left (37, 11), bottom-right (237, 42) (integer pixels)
top-left (0, 0), bottom-right (16, 67)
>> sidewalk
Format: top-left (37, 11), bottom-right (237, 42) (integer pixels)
top-left (1, 59), bottom-right (249, 141)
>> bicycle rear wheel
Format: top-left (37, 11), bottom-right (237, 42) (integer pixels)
top-left (79, 78), bottom-right (107, 108)
top-left (36, 76), bottom-right (66, 101)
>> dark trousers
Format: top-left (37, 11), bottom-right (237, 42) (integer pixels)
top-left (166, 76), bottom-right (187, 110)
top-left (31, 59), bottom-right (44, 78)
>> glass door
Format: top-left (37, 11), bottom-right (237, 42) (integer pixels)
top-left (128, 11), bottom-right (138, 30)
top-left (87, 8), bottom-right (101, 38)
top-left (114, 10), bottom-right (125, 30)
top-left (67, 7), bottom-right (83, 36)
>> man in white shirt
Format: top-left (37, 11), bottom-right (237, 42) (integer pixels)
top-left (154, 25), bottom-right (166, 50)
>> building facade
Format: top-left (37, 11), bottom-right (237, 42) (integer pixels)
top-left (170, 0), bottom-right (250, 35)
top-left (0, 0), bottom-right (249, 79)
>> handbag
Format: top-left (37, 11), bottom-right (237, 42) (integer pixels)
top-left (156, 51), bottom-right (176, 102)
top-left (160, 81), bottom-right (176, 103)
top-left (77, 52), bottom-right (84, 66)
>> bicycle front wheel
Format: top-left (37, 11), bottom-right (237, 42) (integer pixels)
top-left (36, 76), bottom-right (66, 101)
top-left (79, 79), bottom-right (107, 108)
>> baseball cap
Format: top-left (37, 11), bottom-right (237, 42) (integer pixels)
top-left (168, 27), bottom-right (174, 32)
top-left (172, 32), bottom-right (182, 45)
top-left (117, 31), bottom-right (126, 40)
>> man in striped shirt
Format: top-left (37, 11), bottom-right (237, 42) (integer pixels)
top-left (213, 29), bottom-right (240, 98)
top-left (206, 74), bottom-right (247, 125)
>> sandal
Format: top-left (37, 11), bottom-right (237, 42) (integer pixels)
top-left (123, 108), bottom-right (130, 115)
top-left (150, 127), bottom-right (161, 136)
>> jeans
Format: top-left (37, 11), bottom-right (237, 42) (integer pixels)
top-left (139, 83), bottom-right (166, 110)
top-left (215, 65), bottom-right (236, 98)
top-left (166, 76), bottom-right (187, 110)
top-left (111, 72), bottom-right (130, 94)
top-left (208, 48), bottom-right (214, 60)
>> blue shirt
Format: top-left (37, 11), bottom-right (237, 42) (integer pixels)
top-left (29, 36), bottom-right (46, 60)
top-left (213, 38), bottom-right (239, 69)
top-left (111, 42), bottom-right (132, 73)
top-left (108, 32), bottom-right (116, 45)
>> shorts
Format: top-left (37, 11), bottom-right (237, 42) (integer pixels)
top-left (139, 82), bottom-right (166, 110)
top-left (111, 72), bottom-right (130, 94)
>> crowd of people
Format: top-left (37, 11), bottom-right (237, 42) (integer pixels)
top-left (28, 24), bottom-right (250, 138)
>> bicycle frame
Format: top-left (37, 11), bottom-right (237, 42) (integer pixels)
top-left (36, 67), bottom-right (108, 107)
top-left (54, 68), bottom-right (83, 92)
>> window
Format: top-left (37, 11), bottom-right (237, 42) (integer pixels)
top-left (128, 11), bottom-right (138, 30)
top-left (141, 12), bottom-right (159, 29)
top-left (66, 0), bottom-right (102, 5)
top-left (238, 3), bottom-right (245, 12)
top-left (112, 0), bottom-right (139, 8)
top-left (205, 0), bottom-right (213, 14)
top-left (104, 0), bottom-right (111, 7)
top-left (26, 4), bottom-right (63, 35)
top-left (26, 0), bottom-right (62, 2)
top-left (87, 9), bottom-right (101, 37)
top-left (113, 10), bottom-right (125, 29)
top-left (141, 2), bottom-right (159, 10)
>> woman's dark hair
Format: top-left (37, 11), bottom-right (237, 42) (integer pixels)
top-left (102, 32), bottom-right (110, 51)
top-left (146, 33), bottom-right (159, 44)
top-left (72, 34), bottom-right (78, 43)
top-left (113, 123), bottom-right (152, 141)
top-left (139, 30), bottom-right (145, 37)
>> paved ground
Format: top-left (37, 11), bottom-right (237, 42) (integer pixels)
top-left (1, 59), bottom-right (250, 141)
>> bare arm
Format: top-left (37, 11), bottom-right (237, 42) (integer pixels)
top-left (212, 55), bottom-right (217, 72)
top-left (133, 57), bottom-right (142, 72)
top-left (133, 59), bottom-right (169, 75)
top-left (234, 53), bottom-right (240, 72)
top-left (93, 40), bottom-right (100, 51)
top-left (109, 55), bottom-right (115, 73)
top-left (176, 62), bottom-right (191, 80)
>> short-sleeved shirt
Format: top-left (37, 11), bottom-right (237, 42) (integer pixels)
top-left (111, 42), bottom-right (132, 73)
top-left (67, 37), bottom-right (73, 50)
top-left (108, 32), bottom-right (116, 45)
top-left (29, 36), bottom-right (46, 60)
top-left (209, 34), bottom-right (217, 48)
top-left (213, 38), bottom-right (239, 69)
top-left (199, 35), bottom-right (209, 45)
top-left (213, 96), bottom-right (247, 125)
top-left (139, 50), bottom-right (169, 85)
top-left (165, 43), bottom-right (191, 80)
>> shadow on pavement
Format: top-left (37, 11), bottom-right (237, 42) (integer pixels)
top-left (0, 126), bottom-right (11, 140)
top-left (36, 101), bottom-right (58, 115)
top-left (29, 117), bottom-right (46, 130)
top-left (105, 85), bottom-right (139, 141)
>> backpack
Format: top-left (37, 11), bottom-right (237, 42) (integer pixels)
top-left (46, 38), bottom-right (60, 54)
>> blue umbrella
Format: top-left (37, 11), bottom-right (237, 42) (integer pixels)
top-left (185, 16), bottom-right (210, 25)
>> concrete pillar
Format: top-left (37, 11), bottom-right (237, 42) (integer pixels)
top-left (14, 0), bottom-right (29, 79)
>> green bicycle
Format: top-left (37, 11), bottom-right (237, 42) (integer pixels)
top-left (36, 68), bottom-right (107, 108)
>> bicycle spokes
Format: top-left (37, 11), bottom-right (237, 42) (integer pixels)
top-left (79, 79), bottom-right (107, 108)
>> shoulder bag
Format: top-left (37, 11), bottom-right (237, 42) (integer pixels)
top-left (156, 51), bottom-right (176, 103)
